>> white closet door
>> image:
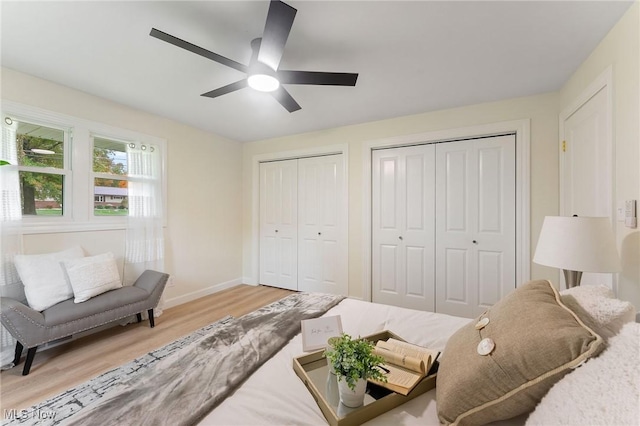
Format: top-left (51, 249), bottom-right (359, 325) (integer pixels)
top-left (372, 145), bottom-right (436, 311)
top-left (435, 135), bottom-right (516, 318)
top-left (297, 155), bottom-right (347, 294)
top-left (259, 159), bottom-right (298, 290)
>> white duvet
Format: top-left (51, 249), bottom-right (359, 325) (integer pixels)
top-left (200, 298), bottom-right (471, 425)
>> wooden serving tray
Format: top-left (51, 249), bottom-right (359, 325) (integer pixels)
top-left (292, 330), bottom-right (437, 426)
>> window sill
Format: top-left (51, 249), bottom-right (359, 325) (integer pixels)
top-left (20, 220), bottom-right (128, 235)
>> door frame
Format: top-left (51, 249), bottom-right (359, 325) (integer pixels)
top-left (362, 119), bottom-right (531, 302)
top-left (558, 66), bottom-right (614, 291)
top-left (249, 144), bottom-right (349, 286)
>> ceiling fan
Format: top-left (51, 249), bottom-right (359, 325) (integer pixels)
top-left (150, 0), bottom-right (358, 112)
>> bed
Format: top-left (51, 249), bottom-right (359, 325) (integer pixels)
top-left (57, 280), bottom-right (639, 425)
top-left (205, 280), bottom-right (639, 426)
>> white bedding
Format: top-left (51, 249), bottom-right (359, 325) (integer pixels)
top-left (200, 298), bottom-right (471, 425)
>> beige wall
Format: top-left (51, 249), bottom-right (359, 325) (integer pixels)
top-left (242, 92), bottom-right (560, 298)
top-left (559, 3), bottom-right (640, 310)
top-left (1, 67), bottom-right (244, 306)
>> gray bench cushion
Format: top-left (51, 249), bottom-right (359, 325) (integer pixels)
top-left (44, 286), bottom-right (149, 326)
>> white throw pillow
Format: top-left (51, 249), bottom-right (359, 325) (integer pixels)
top-left (560, 285), bottom-right (636, 339)
top-left (63, 252), bottom-right (122, 303)
top-left (526, 321), bottom-right (640, 425)
top-left (14, 246), bottom-right (85, 311)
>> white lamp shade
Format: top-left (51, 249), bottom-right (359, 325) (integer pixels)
top-left (533, 216), bottom-right (621, 273)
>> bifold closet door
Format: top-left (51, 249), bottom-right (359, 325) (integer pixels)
top-left (372, 145), bottom-right (436, 311)
top-left (435, 135), bottom-right (516, 318)
top-left (259, 159), bottom-right (298, 290)
top-left (297, 155), bottom-right (347, 295)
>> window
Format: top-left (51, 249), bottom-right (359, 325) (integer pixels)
top-left (2, 100), bottom-right (166, 233)
top-left (92, 136), bottom-right (129, 216)
top-left (5, 117), bottom-right (69, 217)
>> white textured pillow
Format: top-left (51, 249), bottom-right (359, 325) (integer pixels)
top-left (63, 252), bottom-right (122, 303)
top-left (14, 246), bottom-right (85, 311)
top-left (526, 321), bottom-right (640, 426)
top-left (560, 285), bottom-right (636, 339)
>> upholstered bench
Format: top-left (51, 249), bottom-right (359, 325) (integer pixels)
top-left (0, 269), bottom-right (169, 375)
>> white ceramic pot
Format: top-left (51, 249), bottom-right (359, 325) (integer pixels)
top-left (337, 377), bottom-right (366, 408)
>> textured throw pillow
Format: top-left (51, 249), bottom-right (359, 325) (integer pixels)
top-left (436, 280), bottom-right (604, 426)
top-left (526, 321), bottom-right (640, 426)
top-left (63, 252), bottom-right (122, 303)
top-left (560, 285), bottom-right (636, 340)
top-left (14, 246), bottom-right (85, 311)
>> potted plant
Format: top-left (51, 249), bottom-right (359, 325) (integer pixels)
top-left (324, 333), bottom-right (387, 407)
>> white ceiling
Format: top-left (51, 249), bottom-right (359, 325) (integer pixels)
top-left (1, 1), bottom-right (633, 142)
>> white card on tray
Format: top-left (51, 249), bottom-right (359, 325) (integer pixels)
top-left (301, 315), bottom-right (343, 352)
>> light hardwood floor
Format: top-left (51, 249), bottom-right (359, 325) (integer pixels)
top-left (0, 284), bottom-right (293, 411)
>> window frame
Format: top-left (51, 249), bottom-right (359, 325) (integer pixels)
top-left (7, 113), bottom-right (73, 224)
top-left (2, 101), bottom-right (167, 234)
top-left (90, 133), bottom-right (132, 221)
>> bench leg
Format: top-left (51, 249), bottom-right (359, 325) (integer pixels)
top-left (136, 313), bottom-right (142, 323)
top-left (148, 309), bottom-right (155, 328)
top-left (13, 341), bottom-right (23, 366)
top-left (22, 347), bottom-right (37, 376)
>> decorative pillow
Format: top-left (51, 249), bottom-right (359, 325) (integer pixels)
top-left (560, 285), bottom-right (636, 340)
top-left (436, 280), bottom-right (604, 426)
top-left (14, 246), bottom-right (85, 311)
top-left (526, 321), bottom-right (640, 426)
top-left (63, 252), bottom-right (122, 303)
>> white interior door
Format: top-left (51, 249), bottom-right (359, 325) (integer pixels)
top-left (561, 86), bottom-right (613, 289)
top-left (297, 155), bottom-right (347, 295)
top-left (259, 159), bottom-right (298, 290)
top-left (435, 135), bottom-right (516, 318)
top-left (372, 145), bottom-right (436, 311)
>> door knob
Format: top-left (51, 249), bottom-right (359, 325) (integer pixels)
top-left (472, 240), bottom-right (478, 244)
top-left (275, 230), bottom-right (279, 233)
top-left (318, 232), bottom-right (322, 236)
top-left (399, 236), bottom-right (403, 240)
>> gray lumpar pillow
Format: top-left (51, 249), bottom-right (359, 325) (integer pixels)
top-left (436, 280), bottom-right (604, 426)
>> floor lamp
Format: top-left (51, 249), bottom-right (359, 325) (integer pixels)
top-left (533, 216), bottom-right (621, 288)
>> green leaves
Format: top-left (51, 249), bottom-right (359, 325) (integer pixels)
top-left (0, 160), bottom-right (9, 166)
top-left (324, 333), bottom-right (387, 391)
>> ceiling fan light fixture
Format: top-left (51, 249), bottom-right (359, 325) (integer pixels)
top-left (247, 73), bottom-right (280, 92)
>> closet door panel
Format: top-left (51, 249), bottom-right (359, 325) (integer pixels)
top-left (373, 153), bottom-right (403, 301)
top-left (436, 135), bottom-right (516, 318)
top-left (478, 147), bottom-right (502, 233)
top-left (478, 250), bottom-right (502, 307)
top-left (297, 155), bottom-right (347, 294)
top-left (436, 141), bottom-right (476, 317)
top-left (475, 135), bottom-right (516, 310)
top-left (259, 159), bottom-right (298, 290)
top-left (405, 246), bottom-right (426, 297)
top-left (443, 248), bottom-right (468, 303)
top-left (372, 145), bottom-right (435, 311)
top-left (379, 244), bottom-right (400, 293)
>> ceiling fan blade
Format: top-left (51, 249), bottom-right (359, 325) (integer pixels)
top-left (257, 0), bottom-right (297, 71)
top-left (150, 28), bottom-right (247, 73)
top-left (277, 71), bottom-right (359, 86)
top-left (271, 86), bottom-right (301, 112)
top-left (201, 80), bottom-right (248, 98)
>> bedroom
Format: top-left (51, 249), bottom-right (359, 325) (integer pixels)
top-left (0, 0), bottom-right (639, 424)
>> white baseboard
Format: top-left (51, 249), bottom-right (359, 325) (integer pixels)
top-left (164, 277), bottom-right (244, 309)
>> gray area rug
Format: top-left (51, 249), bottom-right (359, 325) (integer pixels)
top-left (2, 316), bottom-right (235, 426)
